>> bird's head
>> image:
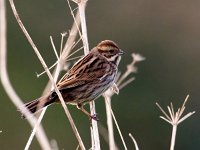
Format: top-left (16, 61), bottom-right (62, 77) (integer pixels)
top-left (96, 40), bottom-right (124, 65)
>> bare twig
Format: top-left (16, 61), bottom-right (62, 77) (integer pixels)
top-left (104, 96), bottom-right (118, 150)
top-left (129, 133), bottom-right (139, 150)
top-left (50, 139), bottom-right (59, 150)
top-left (42, 10), bottom-right (81, 96)
top-left (77, 0), bottom-right (89, 54)
top-left (8, 0), bottom-right (85, 149)
top-left (66, 0), bottom-right (82, 51)
top-left (117, 53), bottom-right (145, 86)
top-left (1, 1), bottom-right (51, 150)
top-left (50, 36), bottom-right (59, 60)
top-left (103, 53), bottom-right (144, 149)
top-left (156, 95), bottom-right (195, 150)
top-left (71, 0), bottom-right (101, 149)
top-left (25, 108), bottom-right (47, 150)
top-left (98, 123), bottom-right (109, 144)
top-left (89, 101), bottom-right (101, 150)
top-left (104, 96), bottom-right (128, 150)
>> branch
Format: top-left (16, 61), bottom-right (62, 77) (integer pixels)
top-left (1, 0), bottom-right (51, 150)
top-left (156, 95), bottom-right (195, 150)
top-left (129, 133), bottom-right (139, 150)
top-left (104, 95), bottom-right (128, 150)
top-left (104, 96), bottom-right (118, 150)
top-left (72, 0), bottom-right (101, 149)
top-left (8, 0), bottom-right (85, 149)
top-left (103, 53), bottom-right (144, 149)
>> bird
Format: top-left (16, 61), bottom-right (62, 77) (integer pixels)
top-left (21, 40), bottom-right (124, 120)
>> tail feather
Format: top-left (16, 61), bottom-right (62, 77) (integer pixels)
top-left (24, 99), bottom-right (39, 113)
top-left (21, 98), bottom-right (41, 119)
top-left (21, 94), bottom-right (55, 119)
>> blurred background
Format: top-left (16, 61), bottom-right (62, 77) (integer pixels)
top-left (1, 0), bottom-right (200, 149)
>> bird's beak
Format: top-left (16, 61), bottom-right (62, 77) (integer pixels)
top-left (119, 49), bottom-right (125, 55)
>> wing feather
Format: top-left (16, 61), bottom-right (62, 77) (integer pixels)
top-left (57, 52), bottom-right (109, 89)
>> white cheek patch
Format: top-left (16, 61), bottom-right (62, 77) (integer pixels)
top-left (106, 55), bottom-right (121, 66)
top-left (106, 55), bottom-right (118, 61)
top-left (116, 56), bottom-right (121, 65)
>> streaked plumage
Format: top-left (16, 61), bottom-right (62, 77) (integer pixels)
top-left (22, 40), bottom-right (124, 120)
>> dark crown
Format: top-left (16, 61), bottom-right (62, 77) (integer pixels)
top-left (97, 40), bottom-right (119, 51)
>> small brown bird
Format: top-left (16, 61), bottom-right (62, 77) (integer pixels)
top-left (22, 40), bottom-right (124, 120)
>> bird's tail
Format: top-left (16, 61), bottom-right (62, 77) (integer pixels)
top-left (21, 94), bottom-right (55, 118)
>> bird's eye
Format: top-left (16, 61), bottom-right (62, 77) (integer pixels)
top-left (109, 50), bottom-right (114, 53)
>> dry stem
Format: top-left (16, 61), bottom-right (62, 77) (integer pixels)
top-left (1, 0), bottom-right (51, 150)
top-left (104, 96), bottom-right (128, 150)
top-left (72, 0), bottom-right (101, 149)
top-left (129, 133), bottom-right (139, 150)
top-left (8, 0), bottom-right (85, 149)
top-left (104, 96), bottom-right (118, 150)
top-left (156, 95), bottom-right (195, 150)
top-left (103, 53), bottom-right (144, 149)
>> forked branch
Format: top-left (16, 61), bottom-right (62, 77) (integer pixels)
top-left (1, 0), bottom-right (51, 149)
top-left (71, 0), bottom-right (101, 149)
top-left (8, 0), bottom-right (85, 149)
top-left (156, 95), bottom-right (195, 150)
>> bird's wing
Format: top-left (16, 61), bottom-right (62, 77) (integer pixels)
top-left (57, 53), bottom-right (108, 89)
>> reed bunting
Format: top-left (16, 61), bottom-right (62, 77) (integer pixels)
top-left (22, 40), bottom-right (124, 120)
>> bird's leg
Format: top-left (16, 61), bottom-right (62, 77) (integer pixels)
top-left (77, 104), bottom-right (99, 121)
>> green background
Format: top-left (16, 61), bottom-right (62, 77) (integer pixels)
top-left (1, 0), bottom-right (200, 149)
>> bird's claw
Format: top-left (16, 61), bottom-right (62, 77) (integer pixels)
top-left (90, 114), bottom-right (99, 121)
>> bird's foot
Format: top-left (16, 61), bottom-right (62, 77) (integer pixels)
top-left (90, 114), bottom-right (99, 121)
